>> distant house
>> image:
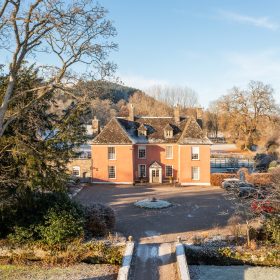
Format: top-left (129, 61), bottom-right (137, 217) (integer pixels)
top-left (91, 105), bottom-right (212, 185)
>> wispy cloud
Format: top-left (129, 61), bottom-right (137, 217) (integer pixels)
top-left (218, 10), bottom-right (279, 30)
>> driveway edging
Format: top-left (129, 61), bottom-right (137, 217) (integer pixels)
top-left (117, 237), bottom-right (135, 280)
top-left (176, 239), bottom-right (191, 280)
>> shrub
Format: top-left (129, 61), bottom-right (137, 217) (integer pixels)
top-left (211, 173), bottom-right (237, 186)
top-left (269, 160), bottom-right (278, 170)
top-left (38, 208), bottom-right (84, 248)
top-left (263, 216), bottom-right (280, 244)
top-left (4, 192), bottom-right (85, 247)
top-left (84, 203), bottom-right (115, 237)
top-left (227, 215), bottom-right (242, 240)
top-left (8, 226), bottom-right (36, 245)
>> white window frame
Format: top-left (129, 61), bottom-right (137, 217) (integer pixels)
top-left (138, 164), bottom-right (146, 178)
top-left (165, 130), bottom-right (173, 138)
top-left (166, 145), bottom-right (173, 159)
top-left (191, 146), bottom-right (200, 160)
top-left (108, 146), bottom-right (116, 160)
top-left (192, 166), bottom-right (200, 180)
top-left (138, 145), bottom-right (146, 159)
top-left (108, 165), bottom-right (116, 179)
top-left (72, 166), bottom-right (80, 177)
top-left (165, 165), bottom-right (173, 177)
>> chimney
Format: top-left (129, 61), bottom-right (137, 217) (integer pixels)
top-left (92, 116), bottom-right (100, 134)
top-left (128, 103), bottom-right (135, 121)
top-left (174, 105), bottom-right (180, 123)
top-left (196, 108), bottom-right (203, 128)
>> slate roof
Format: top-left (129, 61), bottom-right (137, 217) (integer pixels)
top-left (92, 116), bottom-right (212, 145)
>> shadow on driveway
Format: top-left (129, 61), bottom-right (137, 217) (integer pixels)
top-left (75, 184), bottom-right (234, 241)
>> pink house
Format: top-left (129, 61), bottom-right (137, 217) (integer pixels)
top-left (91, 105), bottom-right (212, 185)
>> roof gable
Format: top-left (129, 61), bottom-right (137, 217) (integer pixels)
top-left (178, 117), bottom-right (212, 145)
top-left (92, 118), bottom-right (132, 144)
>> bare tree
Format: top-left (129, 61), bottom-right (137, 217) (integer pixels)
top-left (0, 0), bottom-right (117, 137)
top-left (146, 85), bottom-right (199, 108)
top-left (216, 81), bottom-right (279, 149)
top-left (205, 101), bottom-right (220, 139)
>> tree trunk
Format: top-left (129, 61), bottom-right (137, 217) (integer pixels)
top-left (0, 74), bottom-right (16, 137)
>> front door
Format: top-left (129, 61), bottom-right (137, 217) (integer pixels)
top-left (151, 169), bottom-right (160, 183)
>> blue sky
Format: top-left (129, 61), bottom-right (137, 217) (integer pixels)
top-left (100, 0), bottom-right (280, 107)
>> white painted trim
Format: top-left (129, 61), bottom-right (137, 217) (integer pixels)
top-left (180, 182), bottom-right (211, 186)
top-left (149, 166), bottom-right (162, 183)
top-left (91, 181), bottom-right (134, 185)
top-left (108, 146), bottom-right (116, 160)
top-left (191, 166), bottom-right (200, 180)
top-left (165, 145), bottom-right (173, 159)
top-left (108, 165), bottom-right (116, 179)
top-left (165, 164), bottom-right (173, 177)
top-left (138, 164), bottom-right (147, 177)
top-left (191, 146), bottom-right (200, 161)
top-left (138, 145), bottom-right (146, 159)
top-left (72, 166), bottom-right (81, 177)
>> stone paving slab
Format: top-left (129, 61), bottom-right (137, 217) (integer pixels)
top-left (189, 265), bottom-right (280, 280)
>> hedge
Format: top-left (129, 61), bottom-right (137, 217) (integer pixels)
top-left (247, 173), bottom-right (272, 186)
top-left (237, 168), bottom-right (272, 186)
top-left (211, 169), bottom-right (272, 187)
top-left (211, 173), bottom-right (237, 187)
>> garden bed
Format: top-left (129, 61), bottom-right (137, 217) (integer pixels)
top-left (0, 239), bottom-right (125, 266)
top-left (185, 239), bottom-right (280, 267)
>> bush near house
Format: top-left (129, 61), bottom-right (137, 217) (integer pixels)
top-left (211, 173), bottom-right (237, 186)
top-left (84, 203), bottom-right (116, 237)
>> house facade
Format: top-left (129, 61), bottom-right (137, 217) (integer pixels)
top-left (91, 105), bottom-right (212, 186)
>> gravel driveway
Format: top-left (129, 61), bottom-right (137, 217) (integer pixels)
top-left (76, 184), bottom-right (234, 243)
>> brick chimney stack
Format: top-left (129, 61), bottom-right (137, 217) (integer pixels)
top-left (174, 105), bottom-right (180, 123)
top-left (128, 103), bottom-right (135, 121)
top-left (92, 116), bottom-right (100, 134)
top-left (196, 108), bottom-right (203, 128)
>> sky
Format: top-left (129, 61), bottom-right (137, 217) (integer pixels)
top-left (99, 0), bottom-right (280, 107)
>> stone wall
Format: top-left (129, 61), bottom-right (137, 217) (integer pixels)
top-left (67, 158), bottom-right (92, 182)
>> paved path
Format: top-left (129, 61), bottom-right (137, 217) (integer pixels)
top-left (189, 265), bottom-right (280, 280)
top-left (130, 242), bottom-right (178, 280)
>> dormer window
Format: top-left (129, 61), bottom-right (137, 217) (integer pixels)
top-left (164, 124), bottom-right (173, 139)
top-left (138, 123), bottom-right (147, 137)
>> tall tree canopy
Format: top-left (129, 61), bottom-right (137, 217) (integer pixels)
top-left (0, 0), bottom-right (117, 136)
top-left (215, 81), bottom-right (279, 149)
